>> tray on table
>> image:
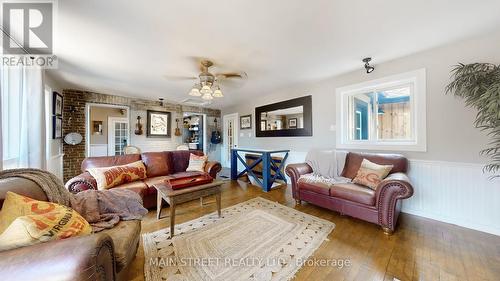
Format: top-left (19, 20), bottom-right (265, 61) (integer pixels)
top-left (165, 173), bottom-right (214, 190)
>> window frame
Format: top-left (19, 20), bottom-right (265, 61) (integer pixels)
top-left (336, 68), bottom-right (427, 152)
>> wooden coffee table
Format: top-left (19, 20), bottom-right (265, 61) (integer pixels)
top-left (153, 180), bottom-right (223, 237)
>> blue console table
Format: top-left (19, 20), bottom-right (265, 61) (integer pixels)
top-left (230, 148), bottom-right (290, 192)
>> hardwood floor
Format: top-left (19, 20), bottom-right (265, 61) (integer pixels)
top-left (126, 180), bottom-right (500, 281)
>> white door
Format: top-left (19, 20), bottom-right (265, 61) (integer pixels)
top-left (222, 113), bottom-right (239, 168)
top-left (108, 117), bottom-right (129, 156)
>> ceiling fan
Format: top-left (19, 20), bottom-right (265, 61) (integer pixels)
top-left (164, 60), bottom-right (247, 100)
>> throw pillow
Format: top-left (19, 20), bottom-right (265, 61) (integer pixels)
top-left (186, 153), bottom-right (208, 172)
top-left (87, 160), bottom-right (147, 190)
top-left (0, 192), bottom-right (91, 251)
top-left (352, 159), bottom-right (393, 189)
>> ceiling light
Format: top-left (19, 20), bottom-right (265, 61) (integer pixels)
top-left (212, 87), bottom-right (223, 98)
top-left (201, 92), bottom-right (214, 100)
top-left (200, 85), bottom-right (212, 94)
top-left (363, 57), bottom-right (375, 73)
top-left (189, 87), bottom-right (201, 96)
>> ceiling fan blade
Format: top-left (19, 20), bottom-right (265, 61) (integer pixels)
top-left (163, 75), bottom-right (198, 81)
top-left (216, 72), bottom-right (248, 79)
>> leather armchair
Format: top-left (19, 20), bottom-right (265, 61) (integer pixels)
top-left (0, 177), bottom-right (140, 281)
top-left (0, 232), bottom-right (115, 281)
top-left (286, 152), bottom-right (414, 234)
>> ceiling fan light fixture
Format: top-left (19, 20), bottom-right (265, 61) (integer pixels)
top-left (200, 85), bottom-right (212, 95)
top-left (201, 92), bottom-right (214, 100)
top-left (212, 88), bottom-right (223, 98)
top-left (189, 87), bottom-right (201, 96)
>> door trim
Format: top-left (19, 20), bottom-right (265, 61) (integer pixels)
top-left (222, 113), bottom-right (239, 168)
top-left (108, 117), bottom-right (129, 156)
top-left (85, 103), bottom-right (130, 157)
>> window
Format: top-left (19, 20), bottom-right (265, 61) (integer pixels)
top-left (1, 67), bottom-right (23, 168)
top-left (336, 69), bottom-right (426, 151)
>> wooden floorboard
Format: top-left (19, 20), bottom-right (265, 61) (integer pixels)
top-left (125, 180), bottom-right (500, 281)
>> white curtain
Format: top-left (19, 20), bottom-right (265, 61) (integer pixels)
top-left (1, 66), bottom-right (46, 170)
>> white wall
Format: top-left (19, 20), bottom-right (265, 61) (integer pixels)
top-left (130, 110), bottom-right (183, 152)
top-left (44, 72), bottom-right (64, 180)
top-left (222, 29), bottom-right (500, 235)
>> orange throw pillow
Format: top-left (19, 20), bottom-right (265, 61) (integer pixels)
top-left (352, 159), bottom-right (393, 189)
top-left (0, 192), bottom-right (91, 251)
top-left (87, 160), bottom-right (147, 190)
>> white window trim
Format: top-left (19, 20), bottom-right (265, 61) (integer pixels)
top-left (336, 68), bottom-right (427, 152)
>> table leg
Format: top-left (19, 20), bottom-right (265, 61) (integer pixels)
top-left (200, 197), bottom-right (203, 206)
top-left (262, 152), bottom-right (270, 192)
top-left (170, 201), bottom-right (176, 237)
top-left (156, 194), bottom-right (163, 220)
top-left (216, 192), bottom-right (221, 217)
top-left (230, 149), bottom-right (237, 180)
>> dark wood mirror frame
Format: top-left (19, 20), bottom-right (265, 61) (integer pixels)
top-left (255, 95), bottom-right (312, 137)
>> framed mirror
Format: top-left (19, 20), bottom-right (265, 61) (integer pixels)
top-left (255, 95), bottom-right (312, 137)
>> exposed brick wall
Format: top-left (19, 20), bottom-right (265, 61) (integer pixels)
top-left (62, 89), bottom-right (221, 182)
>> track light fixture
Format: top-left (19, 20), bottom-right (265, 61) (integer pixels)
top-left (363, 57), bottom-right (375, 73)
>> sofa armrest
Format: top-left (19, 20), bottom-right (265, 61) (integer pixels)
top-left (0, 232), bottom-right (115, 281)
top-left (205, 161), bottom-right (222, 179)
top-left (375, 172), bottom-right (414, 231)
top-left (285, 163), bottom-right (313, 199)
top-left (65, 171), bottom-right (98, 193)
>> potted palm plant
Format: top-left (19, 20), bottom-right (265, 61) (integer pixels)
top-left (446, 63), bottom-right (500, 177)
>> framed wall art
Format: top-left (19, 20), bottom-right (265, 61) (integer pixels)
top-left (53, 116), bottom-right (62, 139)
top-left (53, 91), bottom-right (63, 116)
top-left (147, 110), bottom-right (171, 137)
top-left (240, 114), bottom-right (252, 130)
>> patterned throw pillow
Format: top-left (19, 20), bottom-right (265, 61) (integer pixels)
top-left (352, 159), bottom-right (393, 189)
top-left (0, 192), bottom-right (91, 251)
top-left (186, 153), bottom-right (208, 172)
top-left (87, 160), bottom-right (147, 190)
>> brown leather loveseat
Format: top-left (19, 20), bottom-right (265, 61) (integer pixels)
top-left (286, 152), bottom-right (414, 234)
top-left (66, 150), bottom-right (222, 209)
top-left (0, 177), bottom-right (137, 281)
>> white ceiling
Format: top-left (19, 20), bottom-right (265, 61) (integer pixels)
top-left (49, 0), bottom-right (500, 109)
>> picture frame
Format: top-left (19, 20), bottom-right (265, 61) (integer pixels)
top-left (288, 118), bottom-right (297, 129)
top-left (53, 91), bottom-right (63, 116)
top-left (146, 110), bottom-right (171, 138)
top-left (240, 114), bottom-right (252, 130)
top-left (53, 116), bottom-right (62, 139)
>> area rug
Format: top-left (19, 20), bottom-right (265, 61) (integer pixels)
top-left (142, 197), bottom-right (334, 281)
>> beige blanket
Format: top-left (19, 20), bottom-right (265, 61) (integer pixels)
top-left (303, 149), bottom-right (351, 184)
top-left (0, 168), bottom-right (147, 232)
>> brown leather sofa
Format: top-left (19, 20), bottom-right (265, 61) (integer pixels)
top-left (0, 177), bottom-right (139, 281)
top-left (66, 150), bottom-right (221, 209)
top-left (285, 152), bottom-right (414, 234)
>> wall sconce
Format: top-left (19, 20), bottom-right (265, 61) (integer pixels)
top-left (363, 57), bottom-right (375, 73)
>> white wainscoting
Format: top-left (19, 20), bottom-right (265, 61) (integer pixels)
top-left (47, 154), bottom-right (64, 181)
top-left (89, 144), bottom-right (108, 157)
top-left (404, 159), bottom-right (500, 236)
